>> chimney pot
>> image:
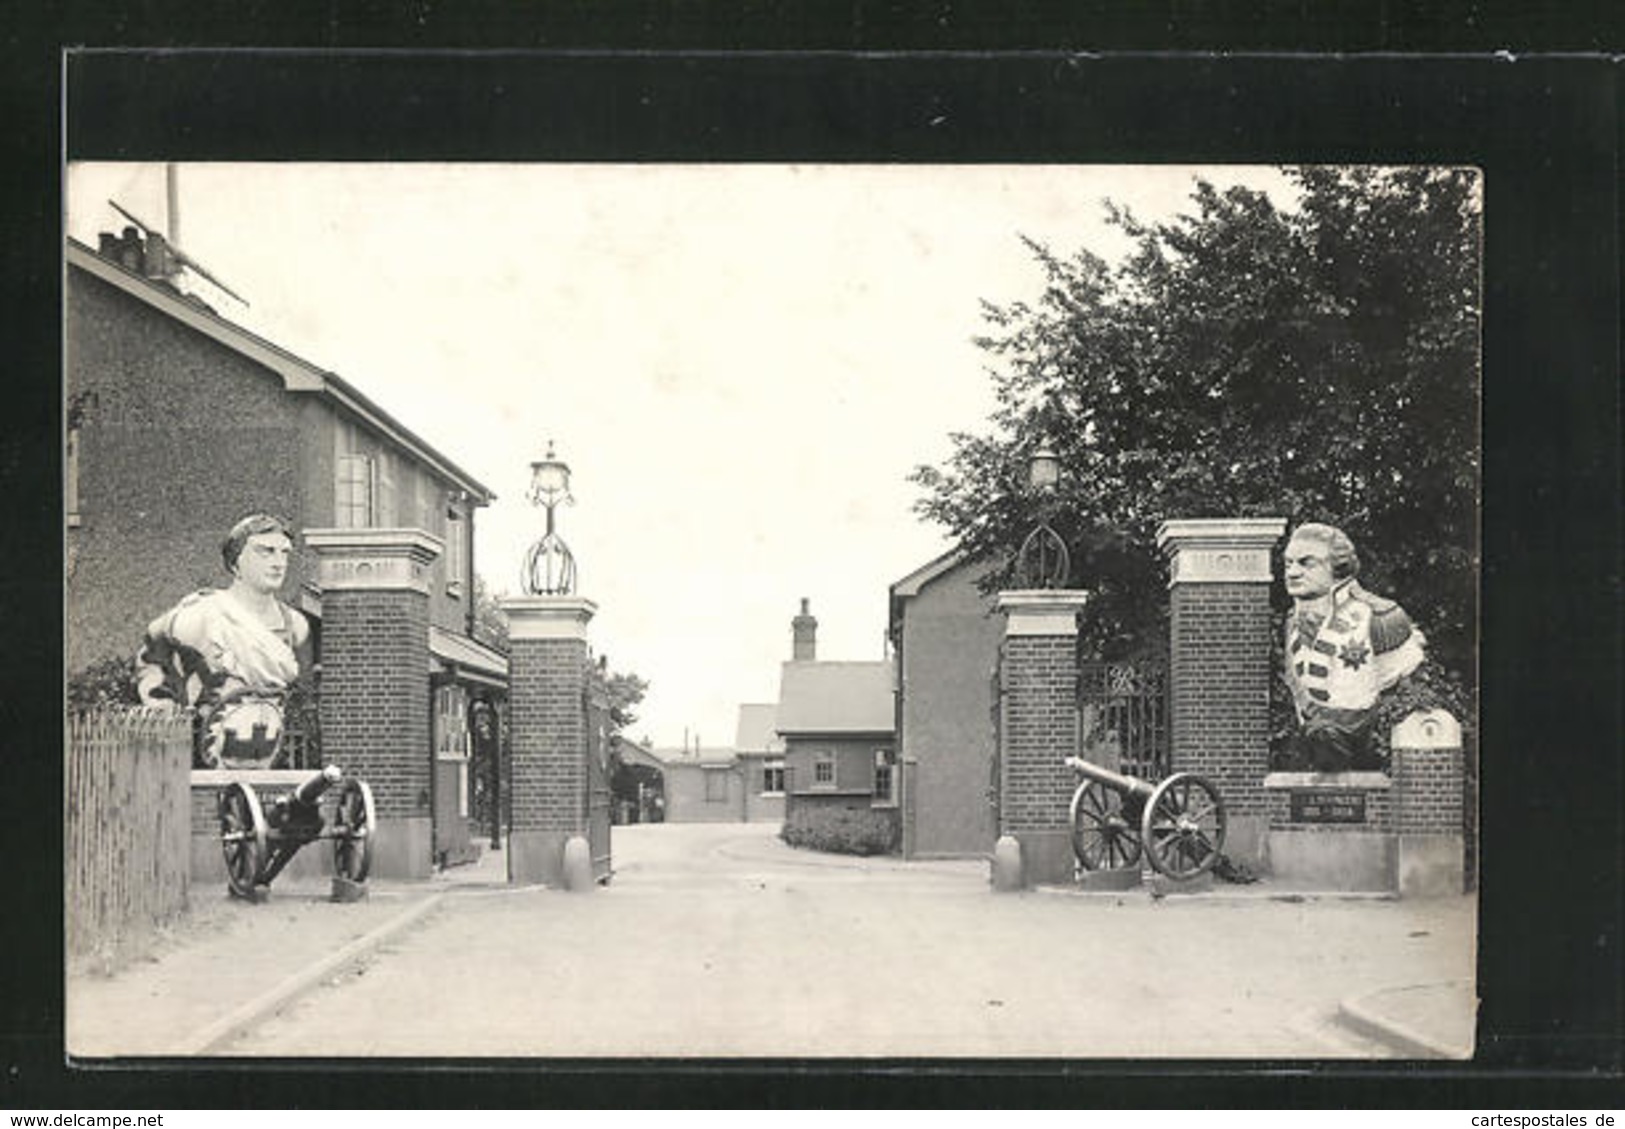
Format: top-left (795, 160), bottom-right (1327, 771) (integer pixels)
top-left (792, 598), bottom-right (818, 662)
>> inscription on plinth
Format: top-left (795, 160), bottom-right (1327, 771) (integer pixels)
top-left (1289, 789), bottom-right (1368, 824)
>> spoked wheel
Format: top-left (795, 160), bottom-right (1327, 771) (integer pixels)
top-left (1141, 772), bottom-right (1227, 879)
top-left (332, 779), bottom-right (376, 884)
top-left (218, 782), bottom-right (269, 898)
top-left (1069, 779), bottom-right (1144, 871)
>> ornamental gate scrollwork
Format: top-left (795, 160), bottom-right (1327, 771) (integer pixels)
top-left (1077, 659), bottom-right (1169, 782)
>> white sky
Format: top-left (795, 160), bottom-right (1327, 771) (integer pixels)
top-left (66, 162), bottom-right (1290, 748)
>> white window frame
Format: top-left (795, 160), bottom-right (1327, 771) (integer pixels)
top-left (414, 469), bottom-right (434, 535)
top-left (812, 752), bottom-right (835, 789)
top-left (873, 747), bottom-right (897, 807)
top-left (335, 453), bottom-right (375, 529)
top-left (434, 684), bottom-right (470, 818)
top-left (375, 449), bottom-right (397, 527)
top-left (65, 425), bottom-right (82, 527)
top-left (445, 501), bottom-right (466, 597)
top-left (761, 759), bottom-right (785, 797)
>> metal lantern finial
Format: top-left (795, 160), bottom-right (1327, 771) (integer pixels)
top-left (1014, 445), bottom-right (1070, 588)
top-left (1029, 446), bottom-right (1061, 491)
top-left (522, 439), bottom-right (578, 595)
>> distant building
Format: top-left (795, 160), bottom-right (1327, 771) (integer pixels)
top-left (888, 551), bottom-right (1003, 859)
top-left (641, 700), bottom-right (786, 825)
top-left (611, 739), bottom-right (668, 825)
top-left (653, 743), bottom-right (747, 823)
top-left (775, 600), bottom-right (897, 848)
top-left (734, 702), bottom-right (787, 823)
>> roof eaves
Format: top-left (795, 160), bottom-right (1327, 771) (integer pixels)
top-left (67, 238), bottom-right (496, 504)
top-left (889, 546), bottom-right (969, 601)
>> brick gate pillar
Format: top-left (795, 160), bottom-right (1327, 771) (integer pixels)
top-left (1393, 709), bottom-right (1465, 896)
top-left (1155, 518), bottom-right (1286, 867)
top-left (304, 528), bottom-right (443, 880)
top-left (994, 589), bottom-right (1090, 887)
top-left (500, 595), bottom-right (596, 886)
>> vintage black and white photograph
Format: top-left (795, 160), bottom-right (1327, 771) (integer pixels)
top-left (63, 153), bottom-right (1483, 1060)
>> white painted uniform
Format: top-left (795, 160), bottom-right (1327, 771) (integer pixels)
top-left (1286, 579), bottom-right (1426, 723)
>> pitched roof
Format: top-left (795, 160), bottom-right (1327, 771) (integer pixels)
top-left (66, 238), bottom-right (496, 504)
top-left (775, 661), bottom-right (895, 736)
top-left (888, 548), bottom-right (1001, 631)
top-left (889, 547), bottom-right (971, 600)
top-left (648, 746), bottom-right (737, 768)
top-left (734, 703), bottom-right (784, 753)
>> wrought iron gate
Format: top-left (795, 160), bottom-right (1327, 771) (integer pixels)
top-left (1077, 659), bottom-right (1169, 781)
top-left (585, 683), bottom-right (613, 882)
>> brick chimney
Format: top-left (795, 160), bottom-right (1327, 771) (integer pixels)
top-left (791, 597), bottom-right (817, 661)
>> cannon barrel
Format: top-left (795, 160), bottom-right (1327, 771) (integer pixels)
top-left (1062, 755), bottom-right (1156, 801)
top-left (290, 764), bottom-right (343, 808)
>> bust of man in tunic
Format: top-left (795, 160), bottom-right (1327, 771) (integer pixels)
top-left (136, 513), bottom-right (311, 768)
top-left (1281, 522), bottom-right (1426, 772)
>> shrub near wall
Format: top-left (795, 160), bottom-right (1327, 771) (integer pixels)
top-left (66, 709), bottom-right (193, 965)
top-left (781, 797), bottom-right (900, 856)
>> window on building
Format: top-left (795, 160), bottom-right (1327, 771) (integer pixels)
top-left (445, 502), bottom-right (466, 596)
top-left (762, 760), bottom-right (785, 796)
top-left (873, 747), bottom-right (897, 806)
top-left (813, 753), bottom-right (835, 788)
top-left (434, 684), bottom-right (470, 817)
top-left (375, 450), bottom-right (397, 527)
top-left (704, 768), bottom-right (729, 803)
top-left (335, 453), bottom-right (374, 528)
top-left (65, 426), bottom-right (82, 527)
top-left (414, 470), bottom-right (434, 534)
top-left (66, 390), bottom-right (95, 528)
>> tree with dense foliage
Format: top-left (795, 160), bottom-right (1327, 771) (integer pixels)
top-left (594, 665), bottom-right (649, 737)
top-left (597, 664), bottom-right (655, 818)
top-left (470, 575), bottom-right (511, 653)
top-left (912, 166), bottom-right (1479, 731)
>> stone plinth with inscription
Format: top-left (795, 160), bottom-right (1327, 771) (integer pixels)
top-left (1263, 770), bottom-right (1396, 891)
top-left (1261, 710), bottom-right (1465, 895)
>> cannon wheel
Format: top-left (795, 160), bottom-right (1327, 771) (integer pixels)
top-left (332, 779), bottom-right (376, 884)
top-left (1141, 772), bottom-right (1226, 879)
top-left (1069, 779), bottom-right (1143, 870)
top-left (219, 781), bottom-right (269, 899)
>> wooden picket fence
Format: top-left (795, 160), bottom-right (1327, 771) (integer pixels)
top-left (65, 708), bottom-right (193, 960)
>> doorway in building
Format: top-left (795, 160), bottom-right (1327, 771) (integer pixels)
top-left (433, 681), bottom-right (480, 867)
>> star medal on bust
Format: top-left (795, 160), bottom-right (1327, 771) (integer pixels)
top-left (1338, 640), bottom-right (1370, 670)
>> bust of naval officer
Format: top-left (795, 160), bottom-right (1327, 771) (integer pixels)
top-left (1281, 522), bottom-right (1426, 772)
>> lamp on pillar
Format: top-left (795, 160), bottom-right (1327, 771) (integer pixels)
top-left (521, 440), bottom-right (578, 596)
top-left (1014, 445), bottom-right (1070, 589)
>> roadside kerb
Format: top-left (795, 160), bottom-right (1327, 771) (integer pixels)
top-left (1337, 981), bottom-right (1475, 1059)
top-left (176, 891), bottom-right (447, 1055)
top-left (1032, 882), bottom-right (1399, 903)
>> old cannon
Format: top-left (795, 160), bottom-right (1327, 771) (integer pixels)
top-left (217, 765), bottom-right (376, 899)
top-left (1063, 755), bottom-right (1227, 879)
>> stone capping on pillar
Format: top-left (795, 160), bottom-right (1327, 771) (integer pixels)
top-left (1155, 517), bottom-right (1287, 587)
top-left (1392, 709), bottom-right (1462, 750)
top-left (1263, 771), bottom-right (1393, 791)
top-left (501, 595), bottom-right (599, 641)
top-left (995, 589), bottom-right (1089, 636)
top-left (302, 527), bottom-right (444, 595)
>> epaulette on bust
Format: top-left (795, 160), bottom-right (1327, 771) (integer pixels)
top-left (1346, 581), bottom-right (1397, 614)
top-left (1368, 601), bottom-right (1414, 654)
